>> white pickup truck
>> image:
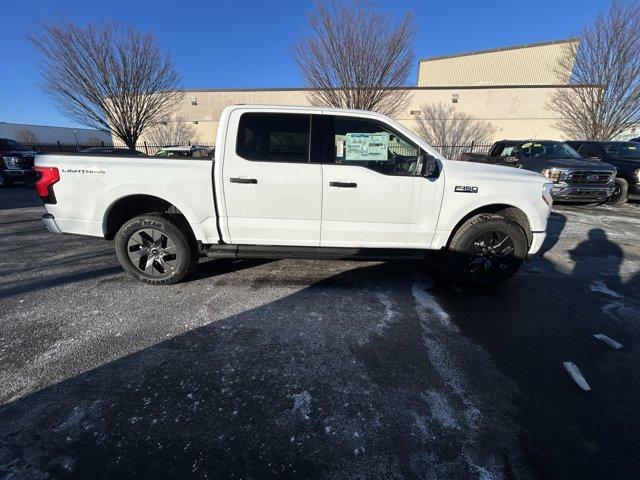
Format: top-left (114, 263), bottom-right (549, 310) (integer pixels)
top-left (34, 105), bottom-right (553, 286)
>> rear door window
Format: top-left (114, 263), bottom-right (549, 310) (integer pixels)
top-left (490, 143), bottom-right (504, 157)
top-left (237, 113), bottom-right (311, 163)
top-left (577, 143), bottom-right (602, 158)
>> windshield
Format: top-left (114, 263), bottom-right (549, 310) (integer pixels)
top-left (520, 141), bottom-right (581, 160)
top-left (155, 149), bottom-right (191, 157)
top-left (0, 139), bottom-right (29, 151)
top-left (603, 142), bottom-right (640, 159)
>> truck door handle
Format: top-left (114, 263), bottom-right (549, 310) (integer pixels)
top-left (330, 181), bottom-right (357, 188)
top-left (230, 177), bottom-right (258, 184)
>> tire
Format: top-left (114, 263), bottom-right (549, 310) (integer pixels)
top-left (114, 213), bottom-right (199, 285)
top-left (446, 214), bottom-right (528, 286)
top-left (0, 174), bottom-right (12, 187)
top-left (606, 178), bottom-right (628, 205)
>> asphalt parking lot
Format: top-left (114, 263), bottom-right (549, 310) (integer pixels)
top-left (1, 186), bottom-right (639, 480)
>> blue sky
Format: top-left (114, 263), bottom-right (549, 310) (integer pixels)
top-left (1, 0), bottom-right (616, 128)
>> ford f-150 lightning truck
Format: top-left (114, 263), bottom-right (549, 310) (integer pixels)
top-left (34, 105), bottom-right (553, 286)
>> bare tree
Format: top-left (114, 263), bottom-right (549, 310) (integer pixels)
top-left (14, 129), bottom-right (38, 144)
top-left (144, 117), bottom-right (198, 146)
top-left (30, 21), bottom-right (184, 149)
top-left (550, 2), bottom-right (640, 140)
top-left (291, 1), bottom-right (415, 117)
top-left (416, 103), bottom-right (497, 157)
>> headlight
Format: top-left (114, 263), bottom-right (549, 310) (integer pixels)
top-left (635, 168), bottom-right (640, 182)
top-left (541, 168), bottom-right (567, 183)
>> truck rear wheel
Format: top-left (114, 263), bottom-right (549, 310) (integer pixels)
top-left (446, 214), bottom-right (528, 286)
top-left (115, 213), bottom-right (199, 285)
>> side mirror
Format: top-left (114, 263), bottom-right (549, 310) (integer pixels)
top-left (421, 154), bottom-right (438, 177)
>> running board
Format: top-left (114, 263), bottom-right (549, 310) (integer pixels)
top-left (202, 244), bottom-right (429, 261)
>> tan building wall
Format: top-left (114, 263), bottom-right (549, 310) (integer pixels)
top-left (417, 39), bottom-right (578, 87)
top-left (143, 85), bottom-right (568, 146)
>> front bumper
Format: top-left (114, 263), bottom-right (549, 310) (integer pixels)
top-left (42, 214), bottom-right (62, 234)
top-left (1, 169), bottom-right (37, 182)
top-left (528, 231), bottom-right (546, 255)
top-left (551, 184), bottom-right (615, 202)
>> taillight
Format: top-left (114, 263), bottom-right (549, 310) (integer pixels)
top-left (33, 166), bottom-right (60, 204)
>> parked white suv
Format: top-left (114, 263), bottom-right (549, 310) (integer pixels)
top-left (34, 105), bottom-right (552, 286)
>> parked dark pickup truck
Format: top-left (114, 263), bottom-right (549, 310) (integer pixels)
top-left (566, 141), bottom-right (640, 205)
top-left (0, 138), bottom-right (37, 187)
top-left (461, 140), bottom-right (617, 203)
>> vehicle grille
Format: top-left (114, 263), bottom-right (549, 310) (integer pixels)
top-left (567, 170), bottom-right (615, 184)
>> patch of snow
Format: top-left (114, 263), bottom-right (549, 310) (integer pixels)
top-left (423, 390), bottom-right (459, 430)
top-left (411, 280), bottom-right (452, 328)
top-left (292, 390), bottom-right (312, 420)
top-left (590, 280), bottom-right (623, 298)
top-left (563, 362), bottom-right (591, 391)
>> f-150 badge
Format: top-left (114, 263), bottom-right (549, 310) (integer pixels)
top-left (455, 186), bottom-right (478, 193)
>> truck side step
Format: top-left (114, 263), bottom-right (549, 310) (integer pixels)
top-left (202, 244), bottom-right (428, 261)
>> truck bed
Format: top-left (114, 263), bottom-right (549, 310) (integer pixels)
top-left (35, 153), bottom-right (219, 243)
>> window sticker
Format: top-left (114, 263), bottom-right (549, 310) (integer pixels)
top-left (345, 132), bottom-right (389, 161)
top-left (336, 139), bottom-right (344, 158)
top-left (501, 146), bottom-right (515, 156)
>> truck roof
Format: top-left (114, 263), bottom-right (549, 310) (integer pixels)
top-left (499, 139), bottom-right (561, 143)
top-left (226, 104), bottom-right (393, 118)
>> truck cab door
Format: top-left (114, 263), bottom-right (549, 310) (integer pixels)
top-left (220, 110), bottom-right (323, 246)
top-left (320, 114), bottom-right (440, 248)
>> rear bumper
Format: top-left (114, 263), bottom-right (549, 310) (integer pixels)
top-left (42, 214), bottom-right (62, 234)
top-left (40, 213), bottom-right (104, 237)
top-left (528, 231), bottom-right (546, 255)
top-left (551, 184), bottom-right (614, 202)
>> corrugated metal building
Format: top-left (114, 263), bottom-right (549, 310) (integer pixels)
top-left (417, 38), bottom-right (578, 87)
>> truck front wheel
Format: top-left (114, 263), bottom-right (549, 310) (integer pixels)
top-left (0, 173), bottom-right (12, 187)
top-left (446, 214), bottom-right (528, 286)
top-left (606, 178), bottom-right (628, 205)
top-left (114, 213), bottom-right (199, 285)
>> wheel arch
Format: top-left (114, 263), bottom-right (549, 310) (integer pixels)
top-left (103, 194), bottom-right (193, 240)
top-left (445, 203), bottom-right (533, 248)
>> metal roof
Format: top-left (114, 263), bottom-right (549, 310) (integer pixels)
top-left (419, 38), bottom-right (579, 63)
